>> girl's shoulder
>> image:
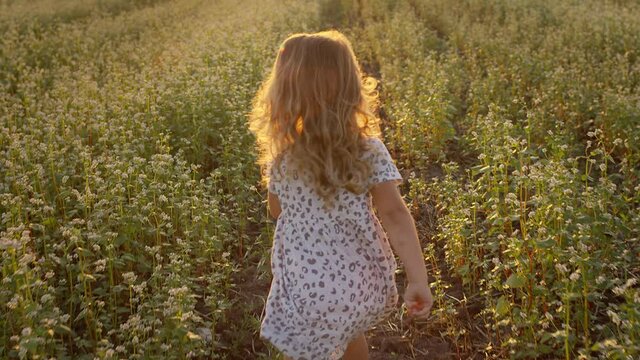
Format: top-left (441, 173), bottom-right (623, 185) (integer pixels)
top-left (269, 149), bottom-right (294, 176)
top-left (361, 136), bottom-right (402, 187)
top-left (268, 150), bottom-right (303, 186)
top-left (362, 135), bottom-right (382, 146)
top-left (361, 136), bottom-right (391, 159)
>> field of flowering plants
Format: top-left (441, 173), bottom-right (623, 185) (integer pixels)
top-left (1, 0), bottom-right (638, 359)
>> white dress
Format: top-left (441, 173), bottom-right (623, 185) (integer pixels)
top-left (260, 137), bottom-right (403, 360)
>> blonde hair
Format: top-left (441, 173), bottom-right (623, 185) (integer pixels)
top-left (249, 30), bottom-right (381, 205)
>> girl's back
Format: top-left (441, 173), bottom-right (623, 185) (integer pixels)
top-left (261, 136), bottom-right (402, 359)
top-left (270, 137), bottom-right (401, 221)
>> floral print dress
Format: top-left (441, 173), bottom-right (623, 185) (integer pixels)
top-left (260, 137), bottom-right (403, 360)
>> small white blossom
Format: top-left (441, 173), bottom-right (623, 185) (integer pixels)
top-left (607, 310), bottom-right (621, 325)
top-left (570, 272), bottom-right (580, 281)
top-left (21, 327), bottom-right (32, 336)
top-left (123, 272), bottom-right (137, 285)
top-left (555, 263), bottom-right (568, 274)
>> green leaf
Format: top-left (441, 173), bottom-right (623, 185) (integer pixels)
top-left (535, 238), bottom-right (555, 249)
top-left (457, 264), bottom-right (470, 276)
top-left (74, 308), bottom-right (88, 322)
top-left (117, 306), bottom-right (130, 314)
top-left (475, 165), bottom-right (491, 175)
top-left (537, 344), bottom-right (552, 354)
top-left (23, 339), bottom-right (39, 351)
top-left (505, 273), bottom-right (526, 288)
top-left (495, 296), bottom-right (510, 316)
top-left (121, 253), bottom-right (137, 263)
top-left (56, 324), bottom-right (71, 334)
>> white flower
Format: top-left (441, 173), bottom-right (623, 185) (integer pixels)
top-left (541, 321), bottom-right (549, 329)
top-left (94, 259), bottom-right (107, 273)
top-left (613, 286), bottom-right (625, 296)
top-left (7, 294), bottom-right (20, 309)
top-left (555, 263), bottom-right (568, 274)
top-left (122, 272), bottom-right (137, 285)
top-left (607, 310), bottom-right (621, 325)
top-left (505, 193), bottom-right (518, 202)
top-left (570, 272), bottom-right (580, 281)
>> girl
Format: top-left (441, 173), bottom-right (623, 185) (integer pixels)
top-left (249, 30), bottom-right (433, 360)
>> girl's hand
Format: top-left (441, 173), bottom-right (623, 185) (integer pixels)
top-left (403, 282), bottom-right (433, 319)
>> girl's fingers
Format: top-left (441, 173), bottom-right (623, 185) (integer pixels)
top-left (404, 286), bottom-right (434, 319)
top-left (405, 300), bottom-right (432, 319)
top-left (408, 306), bottom-right (430, 318)
top-left (413, 310), bottom-right (430, 319)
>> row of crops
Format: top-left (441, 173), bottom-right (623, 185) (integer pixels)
top-left (340, 0), bottom-right (639, 358)
top-left (0, 0), bottom-right (319, 358)
top-left (1, 0), bottom-right (638, 359)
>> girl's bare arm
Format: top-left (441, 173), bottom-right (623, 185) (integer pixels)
top-left (371, 180), bottom-right (433, 317)
top-left (268, 190), bottom-right (282, 219)
top-left (370, 181), bottom-right (429, 285)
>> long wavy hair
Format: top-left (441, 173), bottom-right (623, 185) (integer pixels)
top-left (249, 30), bottom-right (381, 205)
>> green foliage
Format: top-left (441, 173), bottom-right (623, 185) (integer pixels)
top-left (1, 0), bottom-right (638, 358)
top-left (0, 0), bottom-right (317, 358)
top-left (350, 0), bottom-right (640, 358)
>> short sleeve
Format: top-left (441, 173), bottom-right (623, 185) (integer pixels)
top-left (365, 137), bottom-right (403, 188)
top-left (268, 178), bottom-right (277, 194)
